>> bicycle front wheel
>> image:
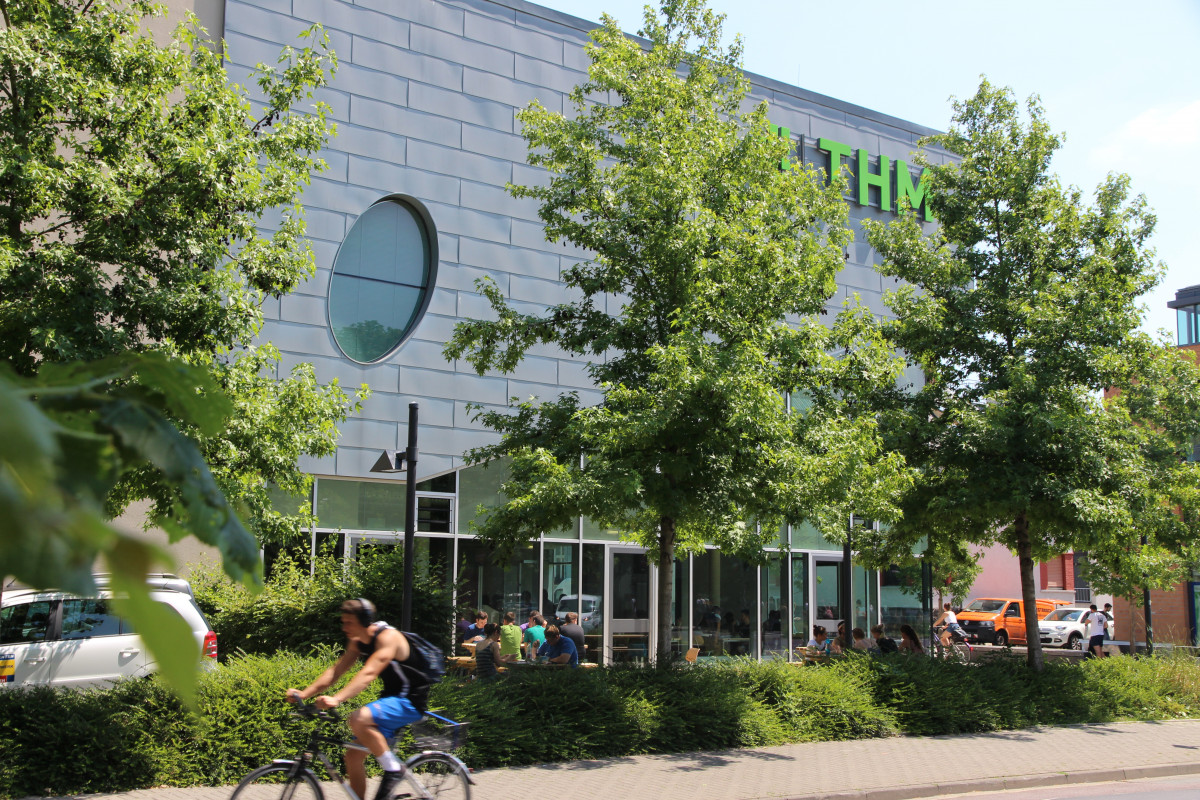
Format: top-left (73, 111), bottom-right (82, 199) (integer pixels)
top-left (407, 753), bottom-right (471, 800)
top-left (230, 763), bottom-right (324, 800)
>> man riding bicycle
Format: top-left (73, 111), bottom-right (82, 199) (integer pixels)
top-left (287, 599), bottom-right (429, 800)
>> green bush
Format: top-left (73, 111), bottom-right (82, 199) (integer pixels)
top-left (4, 651), bottom-right (1200, 798)
top-left (191, 545), bottom-right (458, 656)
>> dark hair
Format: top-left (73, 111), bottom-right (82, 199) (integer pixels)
top-left (532, 614), bottom-right (545, 627)
top-left (475, 609), bottom-right (488, 621)
top-left (503, 611), bottom-right (516, 624)
top-left (812, 625), bottom-right (826, 637)
top-left (544, 624), bottom-right (560, 639)
top-left (852, 627), bottom-right (866, 639)
top-left (340, 598), bottom-right (375, 627)
top-left (483, 622), bottom-right (498, 639)
top-left (870, 624), bottom-right (884, 637)
top-left (565, 611), bottom-right (578, 623)
top-left (900, 624), bottom-right (924, 654)
top-left (943, 602), bottom-right (952, 610)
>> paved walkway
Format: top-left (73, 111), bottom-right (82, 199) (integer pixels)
top-left (30, 719), bottom-right (1200, 800)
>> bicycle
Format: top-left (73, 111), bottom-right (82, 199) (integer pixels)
top-left (932, 625), bottom-right (974, 662)
top-left (230, 702), bottom-right (473, 800)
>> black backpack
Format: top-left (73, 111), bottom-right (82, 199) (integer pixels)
top-left (402, 630), bottom-right (446, 685)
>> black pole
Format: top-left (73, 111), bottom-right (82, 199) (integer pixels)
top-left (841, 516), bottom-right (853, 651)
top-left (1141, 534), bottom-right (1153, 655)
top-left (402, 402), bottom-right (419, 632)
top-left (921, 556), bottom-right (933, 650)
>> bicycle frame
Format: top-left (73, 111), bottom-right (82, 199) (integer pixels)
top-left (273, 708), bottom-right (474, 800)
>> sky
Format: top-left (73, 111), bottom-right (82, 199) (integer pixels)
top-left (535, 0), bottom-right (1200, 341)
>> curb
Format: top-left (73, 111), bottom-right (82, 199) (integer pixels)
top-left (779, 760), bottom-right (1200, 800)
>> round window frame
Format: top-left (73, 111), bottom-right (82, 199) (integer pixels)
top-left (326, 194), bottom-right (439, 365)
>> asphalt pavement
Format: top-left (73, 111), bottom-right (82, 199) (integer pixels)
top-left (26, 719), bottom-right (1200, 800)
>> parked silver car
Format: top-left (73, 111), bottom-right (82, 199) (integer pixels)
top-left (0, 574), bottom-right (216, 688)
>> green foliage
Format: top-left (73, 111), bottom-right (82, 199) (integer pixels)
top-left (444, 0), bottom-right (909, 661)
top-left (191, 545), bottom-right (458, 655)
top-left (862, 79), bottom-right (1200, 666)
top-left (0, 353), bottom-right (261, 704)
top-left (0, 0), bottom-right (364, 545)
top-left (6, 652), bottom-right (1200, 796)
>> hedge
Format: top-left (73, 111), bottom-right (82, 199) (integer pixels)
top-left (4, 651), bottom-right (1200, 798)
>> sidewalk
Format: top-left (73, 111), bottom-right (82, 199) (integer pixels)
top-left (31, 719), bottom-right (1200, 800)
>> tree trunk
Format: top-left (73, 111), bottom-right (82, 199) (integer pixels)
top-left (1014, 513), bottom-right (1044, 671)
top-left (655, 516), bottom-right (676, 664)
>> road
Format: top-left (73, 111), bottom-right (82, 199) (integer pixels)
top-left (930, 773), bottom-right (1200, 800)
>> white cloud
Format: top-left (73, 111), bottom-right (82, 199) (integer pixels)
top-left (1089, 100), bottom-right (1200, 179)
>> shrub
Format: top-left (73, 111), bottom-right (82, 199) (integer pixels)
top-left (191, 545), bottom-right (458, 656)
top-left (4, 652), bottom-right (1200, 797)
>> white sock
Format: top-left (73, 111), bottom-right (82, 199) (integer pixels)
top-left (378, 751), bottom-right (402, 773)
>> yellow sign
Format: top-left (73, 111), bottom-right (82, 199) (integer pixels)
top-left (0, 652), bottom-right (14, 683)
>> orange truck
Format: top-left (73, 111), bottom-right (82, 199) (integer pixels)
top-left (956, 597), bottom-right (1069, 646)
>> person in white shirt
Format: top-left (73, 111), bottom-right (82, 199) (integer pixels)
top-left (1084, 604), bottom-right (1108, 659)
top-left (934, 602), bottom-right (964, 649)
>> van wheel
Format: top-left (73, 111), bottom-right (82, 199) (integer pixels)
top-left (995, 631), bottom-right (1009, 647)
top-left (1067, 632), bottom-right (1082, 650)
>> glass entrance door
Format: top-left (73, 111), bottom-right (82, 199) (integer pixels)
top-left (606, 547), bottom-right (652, 664)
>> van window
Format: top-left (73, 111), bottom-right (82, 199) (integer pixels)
top-left (0, 601), bottom-right (54, 644)
top-left (1005, 604), bottom-right (1021, 617)
top-left (966, 599), bottom-right (1006, 613)
top-left (61, 599), bottom-right (122, 639)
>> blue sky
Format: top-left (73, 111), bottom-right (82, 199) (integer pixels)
top-left (537, 0), bottom-right (1199, 341)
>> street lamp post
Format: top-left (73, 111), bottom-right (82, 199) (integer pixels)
top-left (369, 402), bottom-right (419, 631)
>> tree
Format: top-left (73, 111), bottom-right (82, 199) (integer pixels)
top-left (0, 353), bottom-right (260, 703)
top-left (0, 0), bottom-right (362, 546)
top-left (445, 0), bottom-right (909, 662)
top-left (863, 80), bottom-right (1200, 669)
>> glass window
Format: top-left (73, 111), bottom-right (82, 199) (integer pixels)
top-left (814, 560), bottom-right (841, 623)
top-left (761, 553), bottom-right (787, 658)
top-left (61, 599), bottom-right (122, 639)
top-left (853, 564), bottom-right (878, 631)
top-left (791, 520), bottom-right (838, 551)
top-left (416, 473), bottom-right (456, 493)
top-left (791, 556), bottom-right (809, 656)
top-left (456, 539), bottom-right (539, 627)
top-left (0, 601), bottom-right (53, 644)
top-left (328, 198), bottom-right (437, 363)
top-left (880, 563), bottom-right (923, 638)
top-left (316, 478), bottom-right (406, 531)
top-left (693, 550), bottom-right (757, 657)
top-left (457, 460), bottom-right (509, 535)
top-left (1179, 305), bottom-right (1200, 347)
top-left (581, 544), bottom-right (605, 662)
top-left (543, 543), bottom-right (578, 619)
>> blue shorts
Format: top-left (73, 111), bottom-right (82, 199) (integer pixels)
top-left (364, 695), bottom-right (423, 741)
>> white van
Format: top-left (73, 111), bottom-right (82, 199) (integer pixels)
top-left (0, 574), bottom-right (216, 689)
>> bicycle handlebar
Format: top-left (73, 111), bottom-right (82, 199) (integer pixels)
top-left (289, 700), bottom-right (342, 723)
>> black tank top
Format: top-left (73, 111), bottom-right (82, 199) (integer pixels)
top-left (356, 624), bottom-right (429, 707)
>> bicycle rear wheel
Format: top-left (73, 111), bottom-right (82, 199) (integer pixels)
top-left (230, 763), bottom-right (324, 800)
top-left (407, 753), bottom-right (471, 800)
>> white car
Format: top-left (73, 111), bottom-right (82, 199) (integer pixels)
top-left (0, 574), bottom-right (216, 689)
top-left (555, 594), bottom-right (602, 632)
top-left (1038, 606), bottom-right (1114, 650)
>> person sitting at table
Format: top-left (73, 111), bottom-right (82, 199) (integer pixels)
top-left (871, 624), bottom-right (898, 654)
top-left (559, 611), bottom-right (586, 656)
top-left (474, 622), bottom-right (502, 680)
top-left (537, 625), bottom-right (579, 667)
top-left (898, 623), bottom-right (925, 655)
top-left (851, 627), bottom-right (874, 652)
top-left (522, 614), bottom-right (546, 661)
top-left (462, 610), bottom-right (488, 651)
top-left (805, 624), bottom-right (838, 655)
top-left (499, 611), bottom-right (523, 663)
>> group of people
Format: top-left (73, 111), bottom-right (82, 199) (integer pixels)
top-left (803, 622), bottom-right (927, 657)
top-left (458, 608), bottom-right (585, 677)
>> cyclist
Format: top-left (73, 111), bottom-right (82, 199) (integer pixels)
top-left (933, 601), bottom-right (965, 649)
top-left (287, 599), bottom-right (429, 800)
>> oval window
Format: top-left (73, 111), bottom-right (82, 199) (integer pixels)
top-left (327, 197), bottom-right (437, 363)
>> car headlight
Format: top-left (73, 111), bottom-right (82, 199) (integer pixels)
top-left (1053, 625), bottom-right (1066, 631)
top-left (978, 621), bottom-right (994, 628)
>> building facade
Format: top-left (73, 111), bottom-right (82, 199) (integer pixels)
top-left (210, 0), bottom-right (947, 662)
